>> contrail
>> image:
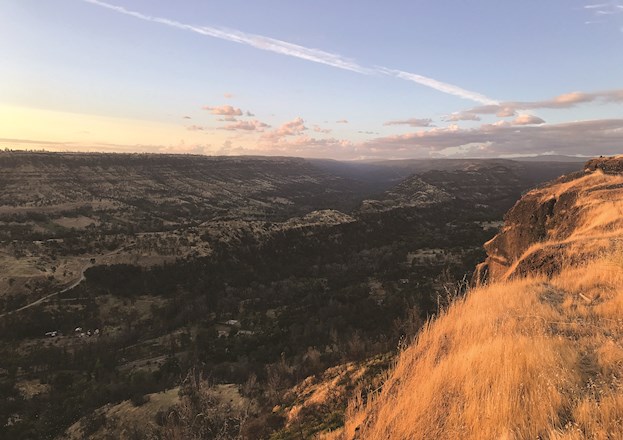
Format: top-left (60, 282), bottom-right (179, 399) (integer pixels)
top-left (81, 0), bottom-right (369, 74)
top-left (378, 68), bottom-right (499, 106)
top-left (81, 0), bottom-right (498, 105)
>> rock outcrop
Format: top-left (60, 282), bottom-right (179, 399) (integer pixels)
top-left (475, 155), bottom-right (623, 284)
top-left (584, 155), bottom-right (623, 174)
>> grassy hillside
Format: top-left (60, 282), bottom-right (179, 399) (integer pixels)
top-left (342, 158), bottom-right (623, 439)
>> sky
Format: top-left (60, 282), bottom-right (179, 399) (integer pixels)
top-left (1, 0), bottom-right (622, 160)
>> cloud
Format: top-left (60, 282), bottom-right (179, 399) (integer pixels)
top-left (0, 138), bottom-right (213, 155)
top-left (260, 117), bottom-right (308, 143)
top-left (220, 119), bottom-right (270, 131)
top-left (186, 125), bottom-right (206, 131)
top-left (217, 116), bottom-right (238, 122)
top-left (583, 2), bottom-right (623, 29)
top-left (5, 118), bottom-right (623, 160)
top-left (512, 114), bottom-right (545, 125)
top-left (384, 118), bottom-right (434, 127)
top-left (336, 119), bottom-right (349, 124)
top-left (0, 137), bottom-right (72, 146)
top-left (258, 135), bottom-right (357, 158)
top-left (279, 117), bottom-right (308, 135)
top-left (246, 111), bottom-right (255, 117)
top-left (160, 142), bottom-right (212, 155)
top-left (312, 125), bottom-right (332, 134)
top-left (445, 113), bottom-right (481, 122)
top-left (81, 0), bottom-right (497, 104)
top-left (223, 93), bottom-right (234, 99)
top-left (517, 89), bottom-right (623, 108)
top-left (450, 89), bottom-right (623, 120)
top-left (584, 2), bottom-right (623, 14)
top-left (362, 119), bottom-right (623, 157)
top-left (496, 107), bottom-right (517, 117)
top-left (551, 91), bottom-right (593, 105)
top-left (203, 105), bottom-right (243, 116)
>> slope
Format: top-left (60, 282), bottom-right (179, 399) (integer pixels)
top-left (341, 155), bottom-right (623, 440)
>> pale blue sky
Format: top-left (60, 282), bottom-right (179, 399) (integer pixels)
top-left (1, 0), bottom-right (622, 158)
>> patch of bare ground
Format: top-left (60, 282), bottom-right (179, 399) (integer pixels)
top-left (63, 387), bottom-right (181, 440)
top-left (52, 216), bottom-right (98, 229)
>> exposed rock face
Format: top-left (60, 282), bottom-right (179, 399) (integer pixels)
top-left (584, 155), bottom-right (623, 174)
top-left (475, 155), bottom-right (623, 284)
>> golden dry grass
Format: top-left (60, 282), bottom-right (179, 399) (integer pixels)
top-left (343, 252), bottom-right (623, 439)
top-left (498, 171), bottom-right (623, 282)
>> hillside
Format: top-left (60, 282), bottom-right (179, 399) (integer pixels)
top-left (0, 152), bottom-right (584, 439)
top-left (341, 156), bottom-right (623, 439)
top-left (0, 151), bottom-right (368, 226)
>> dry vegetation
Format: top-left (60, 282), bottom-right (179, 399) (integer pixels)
top-left (341, 162), bottom-right (623, 440)
top-left (486, 170), bottom-right (623, 282)
top-left (342, 256), bottom-right (623, 439)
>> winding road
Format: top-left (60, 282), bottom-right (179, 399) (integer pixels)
top-left (0, 245), bottom-right (133, 319)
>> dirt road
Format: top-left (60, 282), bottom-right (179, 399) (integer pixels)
top-left (0, 245), bottom-right (133, 318)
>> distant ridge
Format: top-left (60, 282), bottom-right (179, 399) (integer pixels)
top-left (508, 154), bottom-right (589, 162)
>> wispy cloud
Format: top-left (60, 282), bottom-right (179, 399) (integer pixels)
top-left (217, 116), bottom-right (239, 122)
top-left (80, 0), bottom-right (497, 104)
top-left (363, 119), bottom-right (623, 157)
top-left (384, 118), bottom-right (435, 127)
top-left (186, 124), bottom-right (206, 131)
top-left (0, 137), bottom-right (213, 155)
top-left (235, 118), bottom-right (623, 159)
top-left (583, 2), bottom-right (623, 28)
top-left (445, 113), bottom-right (481, 122)
top-left (584, 1), bottom-right (623, 13)
top-left (220, 119), bottom-right (270, 131)
top-left (312, 125), bottom-right (332, 134)
top-left (5, 117), bottom-right (623, 159)
top-left (447, 89), bottom-right (623, 120)
top-left (512, 114), bottom-right (545, 125)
